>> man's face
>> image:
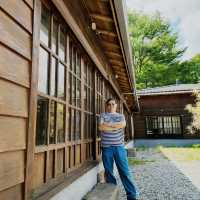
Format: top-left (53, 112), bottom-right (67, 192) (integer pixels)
top-left (106, 100), bottom-right (117, 113)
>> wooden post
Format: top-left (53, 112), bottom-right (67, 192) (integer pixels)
top-left (92, 69), bottom-right (97, 160)
top-left (25, 0), bottom-right (41, 199)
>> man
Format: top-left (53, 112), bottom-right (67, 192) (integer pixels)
top-left (98, 98), bottom-right (139, 200)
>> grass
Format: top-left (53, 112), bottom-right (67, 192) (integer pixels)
top-left (159, 144), bottom-right (200, 161)
top-left (134, 144), bottom-right (200, 162)
top-left (136, 145), bottom-right (162, 152)
top-left (128, 158), bottom-right (155, 165)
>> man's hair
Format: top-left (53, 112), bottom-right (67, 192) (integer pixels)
top-left (106, 98), bottom-right (116, 105)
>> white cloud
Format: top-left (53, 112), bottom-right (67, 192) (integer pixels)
top-left (126, 0), bottom-right (200, 60)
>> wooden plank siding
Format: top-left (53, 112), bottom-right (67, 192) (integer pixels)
top-left (0, 9), bottom-right (32, 60)
top-left (0, 0), bottom-right (135, 199)
top-left (0, 0), bottom-right (33, 199)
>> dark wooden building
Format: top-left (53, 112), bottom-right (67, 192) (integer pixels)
top-left (0, 0), bottom-right (138, 199)
top-left (134, 84), bottom-right (200, 139)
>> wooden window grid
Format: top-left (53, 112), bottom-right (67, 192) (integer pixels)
top-left (33, 1), bottom-right (95, 192)
top-left (32, 0), bottom-right (123, 195)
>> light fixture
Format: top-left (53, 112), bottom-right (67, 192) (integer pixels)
top-left (91, 22), bottom-right (96, 31)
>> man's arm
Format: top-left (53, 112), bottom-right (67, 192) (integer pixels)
top-left (99, 122), bottom-right (117, 131)
top-left (98, 114), bottom-right (126, 131)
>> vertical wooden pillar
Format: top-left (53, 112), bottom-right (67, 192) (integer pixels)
top-left (80, 57), bottom-right (84, 163)
top-left (92, 69), bottom-right (97, 160)
top-left (25, 0), bottom-right (41, 199)
top-left (130, 114), bottom-right (134, 140)
top-left (119, 100), bottom-right (123, 113)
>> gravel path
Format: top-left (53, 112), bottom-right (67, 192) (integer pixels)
top-left (117, 149), bottom-right (200, 200)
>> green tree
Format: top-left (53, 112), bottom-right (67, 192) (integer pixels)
top-left (185, 91), bottom-right (200, 134)
top-left (176, 54), bottom-right (200, 84)
top-left (128, 11), bottom-right (186, 89)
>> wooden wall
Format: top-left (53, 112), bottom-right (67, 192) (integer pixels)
top-left (0, 0), bottom-right (134, 199)
top-left (0, 0), bottom-right (33, 199)
top-left (134, 93), bottom-right (199, 139)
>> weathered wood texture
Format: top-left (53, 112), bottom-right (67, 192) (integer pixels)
top-left (0, 0), bottom-right (134, 199)
top-left (0, 0), bottom-right (33, 199)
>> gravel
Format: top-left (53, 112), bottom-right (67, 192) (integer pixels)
top-left (116, 148), bottom-right (200, 200)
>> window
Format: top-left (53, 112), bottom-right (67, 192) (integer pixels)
top-left (50, 57), bottom-right (56, 96)
top-left (57, 103), bottom-right (65, 143)
top-left (36, 96), bottom-right (48, 145)
top-left (124, 109), bottom-right (131, 141)
top-left (38, 47), bottom-right (49, 94)
top-left (33, 0), bottom-right (123, 193)
top-left (83, 61), bottom-right (93, 160)
top-left (52, 17), bottom-right (58, 53)
top-left (40, 4), bottom-right (50, 46)
top-left (59, 27), bottom-right (66, 61)
top-left (145, 116), bottom-right (182, 136)
top-left (49, 100), bottom-right (56, 144)
top-left (35, 3), bottom-right (70, 190)
top-left (58, 63), bottom-right (65, 99)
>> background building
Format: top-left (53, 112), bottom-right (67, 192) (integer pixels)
top-left (134, 84), bottom-right (200, 139)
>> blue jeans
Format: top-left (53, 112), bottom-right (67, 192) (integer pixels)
top-left (102, 146), bottom-right (139, 200)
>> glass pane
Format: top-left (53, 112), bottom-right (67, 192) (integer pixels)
top-left (90, 89), bottom-right (93, 112)
top-left (72, 76), bottom-right (76, 105)
top-left (84, 62), bottom-right (87, 83)
top-left (68, 107), bottom-right (71, 141)
top-left (69, 41), bottom-right (73, 71)
top-left (68, 72), bottom-right (72, 104)
top-left (88, 115), bottom-right (92, 138)
top-left (76, 110), bottom-right (81, 140)
top-left (77, 79), bottom-right (81, 108)
top-left (50, 57), bottom-right (56, 96)
top-left (73, 47), bottom-right (76, 73)
top-left (76, 53), bottom-right (81, 77)
top-left (59, 27), bottom-right (65, 61)
top-left (36, 96), bottom-right (48, 145)
top-left (58, 63), bottom-right (65, 99)
top-left (57, 103), bottom-right (65, 143)
top-left (71, 109), bottom-right (75, 140)
top-left (52, 18), bottom-right (58, 53)
top-left (84, 113), bottom-right (87, 139)
top-left (38, 47), bottom-right (49, 94)
top-left (87, 88), bottom-right (90, 111)
top-left (40, 4), bottom-right (50, 46)
top-left (49, 101), bottom-right (56, 144)
top-left (84, 85), bottom-right (87, 110)
top-left (88, 66), bottom-right (92, 86)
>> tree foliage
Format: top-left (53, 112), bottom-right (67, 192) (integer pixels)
top-left (185, 91), bottom-right (200, 134)
top-left (128, 11), bottom-right (200, 89)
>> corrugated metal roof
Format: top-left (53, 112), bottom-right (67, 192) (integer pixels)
top-left (137, 83), bottom-right (200, 96)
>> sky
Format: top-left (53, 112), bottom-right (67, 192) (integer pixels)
top-left (126, 0), bottom-right (200, 61)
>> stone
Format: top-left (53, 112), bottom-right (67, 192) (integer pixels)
top-left (83, 183), bottom-right (119, 200)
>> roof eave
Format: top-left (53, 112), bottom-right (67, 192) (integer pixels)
top-left (112, 0), bottom-right (139, 111)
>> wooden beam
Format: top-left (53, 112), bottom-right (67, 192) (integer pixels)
top-left (109, 0), bottom-right (134, 95)
top-left (90, 13), bottom-right (113, 22)
top-left (112, 65), bottom-right (126, 70)
top-left (110, 59), bottom-right (124, 66)
top-left (105, 51), bottom-right (123, 58)
top-left (97, 29), bottom-right (117, 37)
top-left (112, 71), bottom-right (127, 77)
top-left (116, 76), bottom-right (128, 81)
top-left (115, 78), bottom-right (128, 83)
top-left (101, 41), bottom-right (120, 49)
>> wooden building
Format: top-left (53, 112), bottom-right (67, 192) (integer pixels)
top-left (0, 0), bottom-right (138, 199)
top-left (134, 84), bottom-right (200, 139)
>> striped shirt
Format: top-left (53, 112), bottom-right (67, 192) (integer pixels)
top-left (98, 112), bottom-right (126, 147)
